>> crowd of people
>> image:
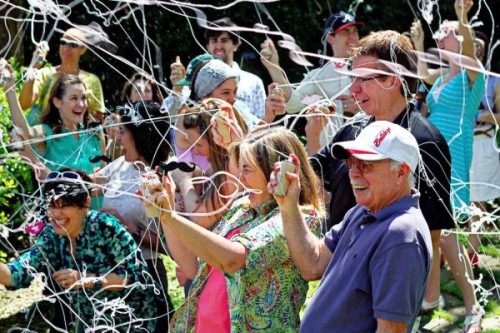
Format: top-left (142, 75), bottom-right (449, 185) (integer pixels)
top-left (0, 0), bottom-right (498, 332)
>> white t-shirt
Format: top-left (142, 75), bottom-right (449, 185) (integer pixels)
top-left (101, 156), bottom-right (160, 260)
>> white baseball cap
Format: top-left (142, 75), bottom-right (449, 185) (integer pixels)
top-left (332, 121), bottom-right (420, 172)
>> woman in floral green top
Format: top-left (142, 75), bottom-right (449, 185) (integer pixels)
top-left (0, 169), bottom-right (160, 332)
top-left (144, 127), bottom-right (325, 332)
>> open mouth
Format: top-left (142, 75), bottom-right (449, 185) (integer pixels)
top-left (51, 218), bottom-right (69, 229)
top-left (355, 98), bottom-right (368, 106)
top-left (352, 184), bottom-right (368, 192)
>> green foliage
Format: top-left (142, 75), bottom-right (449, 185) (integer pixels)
top-left (432, 307), bottom-right (454, 322)
top-left (484, 299), bottom-right (500, 317)
top-left (0, 58), bottom-right (35, 257)
top-left (162, 255), bottom-right (185, 309)
top-left (480, 243), bottom-right (500, 258)
top-left (440, 279), bottom-right (463, 300)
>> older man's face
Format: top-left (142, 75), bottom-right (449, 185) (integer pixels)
top-left (350, 55), bottom-right (400, 119)
top-left (346, 157), bottom-right (405, 213)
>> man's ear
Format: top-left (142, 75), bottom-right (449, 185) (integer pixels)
top-left (233, 39), bottom-right (241, 52)
top-left (388, 75), bottom-right (402, 92)
top-left (326, 34), bottom-right (336, 46)
top-left (397, 163), bottom-right (411, 182)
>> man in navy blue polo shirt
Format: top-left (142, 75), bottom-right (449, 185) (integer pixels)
top-left (272, 121), bottom-right (432, 332)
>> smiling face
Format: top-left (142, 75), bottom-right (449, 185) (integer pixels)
top-left (238, 154), bottom-right (271, 209)
top-left (208, 78), bottom-right (238, 105)
top-left (327, 26), bottom-right (360, 58)
top-left (207, 32), bottom-right (239, 64)
top-left (347, 157), bottom-right (408, 213)
top-left (349, 55), bottom-right (405, 121)
top-left (47, 198), bottom-right (87, 239)
top-left (53, 83), bottom-right (88, 128)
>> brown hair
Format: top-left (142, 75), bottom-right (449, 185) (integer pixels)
top-left (352, 30), bottom-right (418, 97)
top-left (40, 74), bottom-right (89, 134)
top-left (120, 72), bottom-right (163, 105)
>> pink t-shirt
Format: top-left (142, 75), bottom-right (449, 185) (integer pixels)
top-left (194, 228), bottom-right (241, 333)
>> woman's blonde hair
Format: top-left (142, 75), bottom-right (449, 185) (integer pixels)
top-left (230, 127), bottom-right (325, 215)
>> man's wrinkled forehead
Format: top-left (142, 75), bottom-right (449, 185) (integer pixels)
top-left (349, 56), bottom-right (391, 77)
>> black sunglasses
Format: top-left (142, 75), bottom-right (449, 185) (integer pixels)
top-left (60, 38), bottom-right (82, 48)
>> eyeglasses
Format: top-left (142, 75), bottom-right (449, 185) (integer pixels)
top-left (60, 38), bottom-right (82, 48)
top-left (350, 75), bottom-right (387, 85)
top-left (345, 157), bottom-right (387, 174)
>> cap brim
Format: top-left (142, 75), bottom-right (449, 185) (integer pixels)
top-left (334, 22), bottom-right (364, 34)
top-left (332, 141), bottom-right (385, 161)
top-left (175, 78), bottom-right (191, 86)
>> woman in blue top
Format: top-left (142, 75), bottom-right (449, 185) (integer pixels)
top-left (2, 65), bottom-right (104, 207)
top-left (421, 1), bottom-right (485, 331)
top-left (425, 2), bottom-right (485, 210)
top-left (0, 169), bottom-right (160, 332)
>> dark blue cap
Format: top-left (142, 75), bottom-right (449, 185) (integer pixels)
top-left (325, 11), bottom-right (364, 34)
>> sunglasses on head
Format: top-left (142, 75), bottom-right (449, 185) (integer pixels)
top-left (45, 171), bottom-right (90, 197)
top-left (60, 38), bottom-right (82, 48)
top-left (432, 27), bottom-right (463, 42)
top-left (47, 171), bottom-right (81, 180)
top-left (46, 171), bottom-right (88, 189)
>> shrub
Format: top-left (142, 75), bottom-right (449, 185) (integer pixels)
top-left (0, 58), bottom-right (35, 261)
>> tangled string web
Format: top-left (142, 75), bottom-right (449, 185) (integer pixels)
top-left (0, 0), bottom-right (499, 331)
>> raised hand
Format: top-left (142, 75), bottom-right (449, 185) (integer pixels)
top-left (0, 59), bottom-right (15, 90)
top-left (410, 20), bottom-right (424, 49)
top-left (455, 0), bottom-right (473, 21)
top-left (170, 56), bottom-right (186, 92)
top-left (260, 39), bottom-right (279, 66)
top-left (263, 82), bottom-right (286, 123)
top-left (268, 154), bottom-right (301, 210)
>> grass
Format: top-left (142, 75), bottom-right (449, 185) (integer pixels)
top-left (162, 255), bottom-right (184, 308)
top-left (480, 243), bottom-right (500, 258)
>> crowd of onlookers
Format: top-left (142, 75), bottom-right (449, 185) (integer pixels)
top-left (0, 0), bottom-right (497, 332)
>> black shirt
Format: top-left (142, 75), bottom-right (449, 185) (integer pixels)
top-left (311, 104), bottom-right (455, 231)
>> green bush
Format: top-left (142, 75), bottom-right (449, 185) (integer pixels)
top-left (0, 58), bottom-right (35, 262)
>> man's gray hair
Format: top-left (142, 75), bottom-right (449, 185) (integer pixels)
top-left (390, 160), bottom-right (415, 188)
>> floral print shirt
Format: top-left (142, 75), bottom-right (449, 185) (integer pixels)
top-left (7, 210), bottom-right (160, 332)
top-left (170, 198), bottom-right (321, 332)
